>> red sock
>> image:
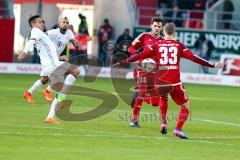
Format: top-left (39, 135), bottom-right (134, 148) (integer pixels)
top-left (132, 97), bottom-right (143, 121)
top-left (176, 107), bottom-right (189, 130)
top-left (159, 97), bottom-right (168, 124)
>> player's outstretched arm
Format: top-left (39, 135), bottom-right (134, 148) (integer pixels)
top-left (182, 49), bottom-right (216, 68)
top-left (112, 48), bottom-right (154, 67)
top-left (18, 39), bottom-right (36, 61)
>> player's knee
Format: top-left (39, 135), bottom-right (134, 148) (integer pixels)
top-left (181, 101), bottom-right (189, 109)
top-left (71, 68), bottom-right (79, 78)
top-left (159, 96), bottom-right (168, 107)
top-left (41, 77), bottom-right (49, 84)
top-left (51, 82), bottom-right (63, 92)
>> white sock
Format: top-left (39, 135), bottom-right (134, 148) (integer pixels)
top-left (47, 97), bottom-right (58, 118)
top-left (46, 75), bottom-right (77, 119)
top-left (46, 85), bottom-right (52, 92)
top-left (60, 74), bottom-right (77, 95)
top-left (28, 79), bottom-right (44, 94)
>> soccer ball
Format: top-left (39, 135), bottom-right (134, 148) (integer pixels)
top-left (141, 58), bottom-right (156, 72)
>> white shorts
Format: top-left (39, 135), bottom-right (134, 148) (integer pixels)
top-left (40, 67), bottom-right (57, 77)
top-left (40, 61), bottom-right (64, 77)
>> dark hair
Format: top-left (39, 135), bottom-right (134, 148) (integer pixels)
top-left (151, 17), bottom-right (164, 24)
top-left (104, 18), bottom-right (109, 23)
top-left (28, 15), bottom-right (41, 27)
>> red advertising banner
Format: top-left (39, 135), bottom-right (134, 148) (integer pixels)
top-left (0, 19), bottom-right (15, 63)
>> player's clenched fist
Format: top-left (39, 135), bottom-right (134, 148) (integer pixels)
top-left (214, 62), bottom-right (224, 69)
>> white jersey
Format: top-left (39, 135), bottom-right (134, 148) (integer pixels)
top-left (24, 27), bottom-right (62, 69)
top-left (47, 28), bottom-right (75, 56)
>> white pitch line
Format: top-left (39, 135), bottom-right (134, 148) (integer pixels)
top-left (191, 136), bottom-right (240, 139)
top-left (192, 118), bottom-right (240, 127)
top-left (1, 122), bottom-right (240, 141)
top-left (0, 131), bottom-right (238, 147)
top-left (189, 96), bottom-right (240, 102)
top-left (189, 140), bottom-right (237, 146)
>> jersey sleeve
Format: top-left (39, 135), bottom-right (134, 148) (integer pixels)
top-left (126, 43), bottom-right (156, 63)
top-left (30, 28), bottom-right (43, 40)
top-left (23, 28), bottom-right (40, 54)
top-left (128, 33), bottom-right (145, 54)
top-left (23, 39), bottom-right (35, 54)
top-left (180, 43), bottom-right (215, 68)
top-left (68, 30), bottom-right (75, 40)
top-left (46, 29), bottom-right (56, 39)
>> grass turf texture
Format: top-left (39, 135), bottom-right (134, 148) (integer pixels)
top-left (0, 74), bottom-right (239, 160)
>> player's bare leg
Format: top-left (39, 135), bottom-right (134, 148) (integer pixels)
top-left (174, 101), bottom-right (190, 139)
top-left (24, 76), bottom-right (49, 103)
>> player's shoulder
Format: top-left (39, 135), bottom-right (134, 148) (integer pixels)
top-left (174, 40), bottom-right (186, 48)
top-left (169, 40), bottom-right (188, 51)
top-left (143, 32), bottom-right (154, 37)
top-left (135, 32), bottom-right (149, 39)
top-left (164, 39), bottom-right (184, 45)
top-left (66, 30), bottom-right (74, 37)
top-left (31, 27), bottom-right (42, 33)
top-left (47, 28), bottom-right (59, 34)
top-left (31, 27), bottom-right (44, 38)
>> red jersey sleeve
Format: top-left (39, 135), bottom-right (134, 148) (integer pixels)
top-left (126, 44), bottom-right (156, 62)
top-left (128, 33), bottom-right (145, 54)
top-left (180, 43), bottom-right (215, 68)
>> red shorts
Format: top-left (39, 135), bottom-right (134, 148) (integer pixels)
top-left (159, 84), bottom-right (188, 105)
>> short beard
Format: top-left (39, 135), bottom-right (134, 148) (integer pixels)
top-left (60, 28), bottom-right (67, 33)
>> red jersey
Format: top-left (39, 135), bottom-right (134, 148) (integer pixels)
top-left (128, 32), bottom-right (164, 65)
top-left (126, 39), bottom-right (215, 84)
top-left (76, 33), bottom-right (91, 51)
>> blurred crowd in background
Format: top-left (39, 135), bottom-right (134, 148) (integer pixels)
top-left (0, 0), bottom-right (235, 67)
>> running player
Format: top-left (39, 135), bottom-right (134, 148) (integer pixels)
top-left (23, 17), bottom-right (79, 103)
top-left (113, 23), bottom-right (223, 139)
top-left (18, 15), bottom-right (79, 123)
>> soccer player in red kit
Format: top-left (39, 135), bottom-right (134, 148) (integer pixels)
top-left (127, 17), bottom-right (168, 130)
top-left (114, 23), bottom-right (223, 139)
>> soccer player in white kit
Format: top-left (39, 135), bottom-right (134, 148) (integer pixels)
top-left (23, 17), bottom-right (79, 103)
top-left (18, 15), bottom-right (80, 123)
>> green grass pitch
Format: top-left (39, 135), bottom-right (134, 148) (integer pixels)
top-left (0, 74), bottom-right (239, 160)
